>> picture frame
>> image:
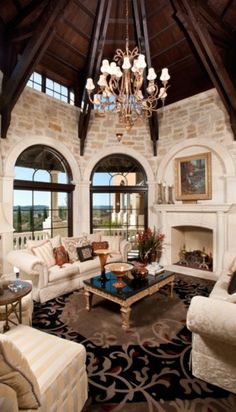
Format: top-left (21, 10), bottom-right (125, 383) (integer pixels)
top-left (175, 152), bottom-right (212, 201)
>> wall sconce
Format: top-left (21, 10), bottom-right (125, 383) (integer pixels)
top-left (116, 133), bottom-right (123, 142)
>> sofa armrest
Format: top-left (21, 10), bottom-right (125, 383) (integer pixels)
top-left (187, 295), bottom-right (236, 345)
top-left (7, 250), bottom-right (49, 288)
top-left (120, 239), bottom-right (132, 261)
top-left (0, 383), bottom-right (19, 412)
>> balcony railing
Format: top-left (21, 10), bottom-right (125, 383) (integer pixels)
top-left (13, 231), bottom-right (50, 250)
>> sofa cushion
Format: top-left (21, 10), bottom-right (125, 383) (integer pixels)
top-left (53, 245), bottom-right (69, 266)
top-left (92, 241), bottom-right (109, 254)
top-left (86, 232), bottom-right (102, 243)
top-left (62, 236), bottom-right (89, 263)
top-left (0, 335), bottom-right (40, 409)
top-left (77, 245), bottom-right (93, 262)
top-left (101, 235), bottom-right (121, 253)
top-left (32, 240), bottom-right (56, 268)
top-left (48, 262), bottom-right (80, 282)
top-left (228, 271), bottom-right (236, 294)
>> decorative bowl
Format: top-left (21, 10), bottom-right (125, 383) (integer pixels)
top-left (105, 262), bottom-right (133, 288)
top-left (131, 267), bottom-right (148, 280)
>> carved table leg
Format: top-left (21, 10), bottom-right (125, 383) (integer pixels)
top-left (84, 290), bottom-right (93, 311)
top-left (120, 305), bottom-right (131, 329)
top-left (169, 278), bottom-right (175, 298)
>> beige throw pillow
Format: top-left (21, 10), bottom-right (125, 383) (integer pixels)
top-left (101, 235), bottom-right (121, 253)
top-left (32, 240), bottom-right (56, 268)
top-left (0, 335), bottom-right (40, 409)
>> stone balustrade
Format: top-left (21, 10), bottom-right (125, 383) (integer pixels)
top-left (13, 231), bottom-right (50, 250)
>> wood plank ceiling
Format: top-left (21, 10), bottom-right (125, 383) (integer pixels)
top-left (0, 0), bottom-right (235, 155)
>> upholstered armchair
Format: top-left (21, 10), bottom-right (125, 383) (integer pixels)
top-left (0, 324), bottom-right (88, 411)
top-left (187, 295), bottom-right (236, 394)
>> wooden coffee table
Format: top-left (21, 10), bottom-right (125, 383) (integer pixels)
top-left (0, 280), bottom-right (32, 332)
top-left (83, 270), bottom-right (175, 329)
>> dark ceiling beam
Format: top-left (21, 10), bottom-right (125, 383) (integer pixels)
top-left (73, 0), bottom-right (95, 19)
top-left (12, 0), bottom-right (21, 12)
top-left (8, 0), bottom-right (43, 29)
top-left (78, 0), bottom-right (112, 156)
top-left (221, 0), bottom-right (233, 18)
top-left (0, 0), bottom-right (70, 139)
top-left (132, 0), bottom-right (159, 156)
top-left (10, 23), bottom-right (37, 42)
top-left (172, 0), bottom-right (236, 138)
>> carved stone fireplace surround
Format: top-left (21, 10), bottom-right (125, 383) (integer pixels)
top-left (155, 203), bottom-right (236, 281)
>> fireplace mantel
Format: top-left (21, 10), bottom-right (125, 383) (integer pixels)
top-left (154, 203), bottom-right (236, 280)
top-left (154, 203), bottom-right (235, 213)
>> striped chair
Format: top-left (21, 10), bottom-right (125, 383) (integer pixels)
top-left (0, 324), bottom-right (88, 411)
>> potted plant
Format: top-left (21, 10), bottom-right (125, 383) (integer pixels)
top-left (136, 227), bottom-right (165, 265)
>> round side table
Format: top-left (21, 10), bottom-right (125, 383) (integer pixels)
top-left (0, 280), bottom-right (32, 333)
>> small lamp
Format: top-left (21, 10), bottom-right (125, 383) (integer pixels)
top-left (116, 133), bottom-right (123, 142)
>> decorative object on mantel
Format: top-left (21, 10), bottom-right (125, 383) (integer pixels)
top-left (136, 227), bottom-right (165, 265)
top-left (175, 152), bottom-right (212, 201)
top-left (168, 185), bottom-right (174, 204)
top-left (85, 0), bottom-right (170, 131)
top-left (157, 182), bottom-right (174, 204)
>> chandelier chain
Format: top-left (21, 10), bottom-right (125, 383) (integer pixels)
top-left (125, 0), bottom-right (129, 52)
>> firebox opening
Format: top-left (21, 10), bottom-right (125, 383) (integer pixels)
top-left (171, 226), bottom-right (213, 272)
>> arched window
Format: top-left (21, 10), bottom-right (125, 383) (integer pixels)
top-left (90, 154), bottom-right (148, 243)
top-left (13, 145), bottom-right (74, 248)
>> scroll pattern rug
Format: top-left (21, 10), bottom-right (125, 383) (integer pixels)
top-left (32, 275), bottom-right (236, 411)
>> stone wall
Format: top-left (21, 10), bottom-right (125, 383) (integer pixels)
top-left (1, 85), bottom-right (236, 274)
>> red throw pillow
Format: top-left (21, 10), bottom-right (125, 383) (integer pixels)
top-left (53, 245), bottom-right (69, 267)
top-left (91, 241), bottom-right (109, 254)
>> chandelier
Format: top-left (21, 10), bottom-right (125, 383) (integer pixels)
top-left (85, 0), bottom-right (170, 130)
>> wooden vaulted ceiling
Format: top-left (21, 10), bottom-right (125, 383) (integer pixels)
top-left (0, 0), bottom-right (236, 155)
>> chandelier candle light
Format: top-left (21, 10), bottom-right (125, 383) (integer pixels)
top-left (85, 0), bottom-right (170, 130)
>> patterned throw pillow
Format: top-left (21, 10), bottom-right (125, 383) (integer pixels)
top-left (53, 245), bottom-right (69, 267)
top-left (91, 241), bottom-right (109, 255)
top-left (62, 237), bottom-right (89, 263)
top-left (77, 245), bottom-right (93, 262)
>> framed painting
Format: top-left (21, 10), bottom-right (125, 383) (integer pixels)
top-left (175, 152), bottom-right (212, 201)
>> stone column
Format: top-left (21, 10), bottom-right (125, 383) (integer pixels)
top-left (215, 211), bottom-right (225, 276)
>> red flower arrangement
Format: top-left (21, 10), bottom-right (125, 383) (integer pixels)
top-left (136, 227), bottom-right (165, 264)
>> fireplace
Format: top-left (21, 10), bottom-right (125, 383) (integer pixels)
top-left (172, 226), bottom-right (213, 271)
top-left (155, 203), bottom-right (235, 280)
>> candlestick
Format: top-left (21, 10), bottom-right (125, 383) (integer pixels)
top-left (168, 185), bottom-right (174, 204)
top-left (157, 182), bottom-right (163, 204)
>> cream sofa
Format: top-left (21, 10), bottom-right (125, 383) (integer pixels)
top-left (0, 324), bottom-right (88, 411)
top-left (187, 251), bottom-right (236, 394)
top-left (7, 233), bottom-right (131, 303)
